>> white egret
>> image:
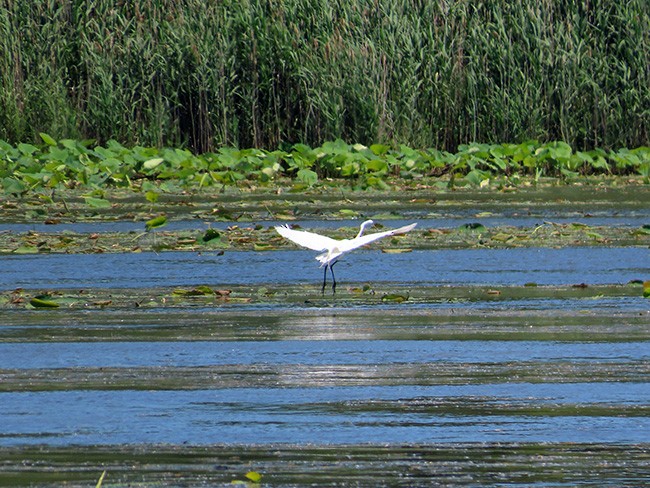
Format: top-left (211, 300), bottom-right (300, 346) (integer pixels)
top-left (275, 220), bottom-right (417, 294)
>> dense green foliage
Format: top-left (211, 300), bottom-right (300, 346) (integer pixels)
top-left (1, 1), bottom-right (648, 152)
top-left (1, 135), bottom-right (648, 196)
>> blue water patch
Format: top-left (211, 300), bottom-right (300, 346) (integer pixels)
top-left (0, 247), bottom-right (648, 290)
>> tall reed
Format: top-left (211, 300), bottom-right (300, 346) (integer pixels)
top-left (0, 0), bottom-right (647, 152)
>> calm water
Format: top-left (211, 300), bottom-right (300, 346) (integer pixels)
top-left (1, 246), bottom-right (648, 290)
top-left (0, 244), bottom-right (648, 485)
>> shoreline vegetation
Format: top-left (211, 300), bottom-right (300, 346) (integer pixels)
top-left (1, 137), bottom-right (648, 199)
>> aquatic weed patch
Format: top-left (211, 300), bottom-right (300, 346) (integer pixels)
top-left (0, 222), bottom-right (647, 255)
top-left (1, 138), bottom-right (649, 198)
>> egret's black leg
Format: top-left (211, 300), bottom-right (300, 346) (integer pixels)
top-left (321, 265), bottom-right (328, 295)
top-left (330, 261), bottom-right (337, 294)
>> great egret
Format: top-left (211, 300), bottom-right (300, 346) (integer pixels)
top-left (275, 220), bottom-right (417, 294)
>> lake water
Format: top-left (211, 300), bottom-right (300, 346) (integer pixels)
top-left (0, 243), bottom-right (648, 485)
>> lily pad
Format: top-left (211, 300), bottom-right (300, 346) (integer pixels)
top-left (381, 293), bottom-right (408, 303)
top-left (202, 229), bottom-right (221, 242)
top-left (30, 297), bottom-right (60, 308)
top-left (458, 223), bottom-right (486, 232)
top-left (145, 215), bottom-right (168, 231)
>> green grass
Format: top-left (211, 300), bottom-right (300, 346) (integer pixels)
top-left (1, 1), bottom-right (648, 152)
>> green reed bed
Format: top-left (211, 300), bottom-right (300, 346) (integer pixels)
top-left (1, 1), bottom-right (648, 152)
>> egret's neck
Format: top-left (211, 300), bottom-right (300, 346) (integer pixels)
top-left (356, 220), bottom-right (374, 238)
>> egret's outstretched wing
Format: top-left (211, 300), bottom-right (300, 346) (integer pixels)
top-left (275, 225), bottom-right (339, 251)
top-left (338, 223), bottom-right (417, 252)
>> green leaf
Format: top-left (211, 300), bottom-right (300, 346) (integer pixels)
top-left (145, 190), bottom-right (159, 203)
top-left (13, 245), bottom-right (39, 254)
top-left (458, 222), bottom-right (486, 232)
top-left (296, 168), bottom-right (318, 186)
top-left (369, 143), bottom-right (390, 156)
top-left (84, 197), bottom-right (111, 208)
top-left (30, 297), bottom-right (60, 308)
top-left (465, 169), bottom-right (488, 186)
top-left (143, 158), bottom-right (164, 170)
top-left (39, 133), bottom-right (57, 146)
top-left (202, 229), bottom-right (221, 242)
top-left (245, 471), bottom-right (262, 483)
top-left (2, 177), bottom-right (26, 194)
top-left (18, 143), bottom-right (38, 155)
top-left (365, 159), bottom-right (388, 172)
top-left (381, 293), bottom-right (408, 303)
top-left (172, 287), bottom-right (213, 296)
top-left (146, 215), bottom-right (168, 231)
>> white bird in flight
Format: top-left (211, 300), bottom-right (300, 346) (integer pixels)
top-left (275, 220), bottom-right (417, 294)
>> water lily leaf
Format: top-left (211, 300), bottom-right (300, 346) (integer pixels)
top-left (245, 471), bottom-right (262, 483)
top-left (465, 169), bottom-right (489, 186)
top-left (381, 293), bottom-right (408, 303)
top-left (145, 215), bottom-right (168, 231)
top-left (13, 245), bottom-right (39, 254)
top-left (491, 232), bottom-right (515, 242)
top-left (458, 223), bottom-right (486, 232)
top-left (145, 190), bottom-right (159, 203)
top-left (2, 177), bottom-right (26, 194)
top-left (143, 158), bottom-right (164, 170)
top-left (202, 229), bottom-right (221, 242)
top-left (366, 159), bottom-right (388, 172)
top-left (84, 197), bottom-right (111, 208)
top-left (369, 143), bottom-right (390, 155)
top-left (30, 297), bottom-right (60, 308)
top-left (296, 168), bottom-right (318, 186)
top-left (18, 142), bottom-right (38, 155)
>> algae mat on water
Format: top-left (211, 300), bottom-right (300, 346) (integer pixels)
top-left (0, 443), bottom-right (648, 486)
top-left (0, 186), bottom-right (648, 253)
